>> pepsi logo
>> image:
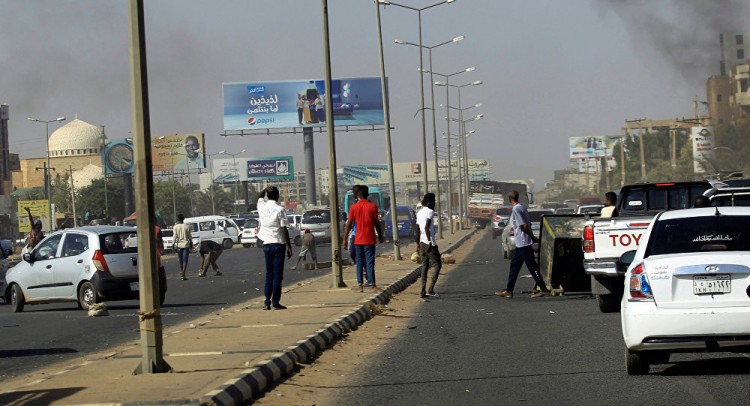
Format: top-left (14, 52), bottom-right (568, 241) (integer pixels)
top-left (247, 117), bottom-right (256, 125)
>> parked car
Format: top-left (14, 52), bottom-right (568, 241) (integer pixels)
top-left (620, 207), bottom-right (750, 375)
top-left (3, 226), bottom-right (167, 312)
top-left (300, 209), bottom-right (333, 242)
top-left (240, 218), bottom-right (260, 247)
top-left (286, 214), bottom-right (302, 230)
top-left (491, 206), bottom-right (513, 239)
top-left (384, 206), bottom-right (417, 240)
top-left (158, 229), bottom-right (200, 253)
top-left (183, 215), bottom-right (239, 249)
top-left (500, 209), bottom-right (553, 258)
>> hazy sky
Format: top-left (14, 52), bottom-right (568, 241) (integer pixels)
top-left (2, 0), bottom-right (748, 190)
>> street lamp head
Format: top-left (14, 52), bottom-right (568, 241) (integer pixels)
top-left (378, 0), bottom-right (390, 4)
top-left (472, 80), bottom-right (482, 85)
top-left (218, 150), bottom-right (226, 154)
top-left (435, 81), bottom-right (446, 86)
top-left (474, 103), bottom-right (483, 108)
top-left (452, 35), bottom-right (465, 42)
top-left (158, 136), bottom-right (166, 140)
top-left (475, 114), bottom-right (484, 119)
top-left (465, 66), bottom-right (476, 72)
top-left (55, 117), bottom-right (66, 122)
top-left (394, 39), bottom-right (406, 44)
top-left (240, 149), bottom-right (246, 153)
top-left (27, 117), bottom-right (37, 122)
top-left (446, 0), bottom-right (456, 3)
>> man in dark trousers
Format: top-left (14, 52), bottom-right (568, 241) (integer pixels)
top-left (416, 193), bottom-right (442, 298)
top-left (343, 185), bottom-right (384, 293)
top-left (198, 240), bottom-right (223, 277)
top-left (495, 190), bottom-right (551, 299)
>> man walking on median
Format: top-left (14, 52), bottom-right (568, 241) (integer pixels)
top-left (416, 193), bottom-right (442, 298)
top-left (258, 186), bottom-right (293, 310)
top-left (495, 190), bottom-right (550, 298)
top-left (343, 185), bottom-right (384, 293)
top-left (173, 214), bottom-right (193, 280)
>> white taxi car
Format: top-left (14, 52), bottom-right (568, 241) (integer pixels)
top-left (621, 207), bottom-right (750, 375)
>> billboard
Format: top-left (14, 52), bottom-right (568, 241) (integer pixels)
top-left (691, 126), bottom-right (715, 174)
top-left (152, 133), bottom-right (206, 172)
top-left (101, 139), bottom-right (135, 174)
top-left (223, 77), bottom-right (386, 131)
top-left (17, 200), bottom-right (50, 232)
top-left (247, 156), bottom-right (294, 181)
top-left (569, 136), bottom-right (616, 160)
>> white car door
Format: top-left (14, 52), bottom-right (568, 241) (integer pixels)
top-left (54, 232), bottom-right (90, 299)
top-left (24, 234), bottom-right (63, 300)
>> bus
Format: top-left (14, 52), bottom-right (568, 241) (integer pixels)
top-left (343, 186), bottom-right (384, 216)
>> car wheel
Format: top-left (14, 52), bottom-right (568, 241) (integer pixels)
top-left (294, 235), bottom-right (302, 246)
top-left (243, 243), bottom-right (251, 248)
top-left (625, 349), bottom-right (649, 375)
top-left (222, 239), bottom-right (233, 249)
top-left (78, 281), bottom-right (99, 311)
top-left (159, 291), bottom-right (166, 306)
top-left (596, 294), bottom-right (621, 313)
top-left (10, 284), bottom-right (24, 313)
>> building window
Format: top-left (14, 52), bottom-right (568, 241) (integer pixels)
top-left (717, 94), bottom-right (722, 102)
top-left (737, 35), bottom-right (744, 45)
top-left (741, 79), bottom-right (749, 93)
top-left (738, 49), bottom-right (745, 60)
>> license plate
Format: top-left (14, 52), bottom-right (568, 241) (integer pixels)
top-left (130, 282), bottom-right (139, 291)
top-left (693, 274), bottom-right (731, 294)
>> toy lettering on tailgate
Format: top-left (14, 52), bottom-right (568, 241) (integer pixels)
top-left (608, 232), bottom-right (643, 247)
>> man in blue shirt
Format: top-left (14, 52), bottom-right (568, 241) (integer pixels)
top-left (495, 190), bottom-right (550, 298)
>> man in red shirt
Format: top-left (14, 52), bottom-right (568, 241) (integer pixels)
top-left (343, 185), bottom-right (384, 293)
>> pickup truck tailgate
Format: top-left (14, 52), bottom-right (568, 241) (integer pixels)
top-left (584, 218), bottom-right (651, 275)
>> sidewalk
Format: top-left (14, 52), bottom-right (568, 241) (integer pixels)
top-left (0, 228), bottom-right (476, 406)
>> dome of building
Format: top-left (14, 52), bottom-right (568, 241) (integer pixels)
top-left (48, 118), bottom-right (104, 157)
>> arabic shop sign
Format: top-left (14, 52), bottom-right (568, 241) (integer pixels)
top-left (246, 156), bottom-right (294, 181)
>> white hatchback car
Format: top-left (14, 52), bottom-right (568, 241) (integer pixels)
top-left (4, 226), bottom-right (167, 312)
top-left (621, 207), bottom-right (750, 375)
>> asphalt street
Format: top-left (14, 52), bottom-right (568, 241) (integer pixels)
top-left (308, 232), bottom-right (750, 405)
top-left (0, 241), bottom-right (351, 382)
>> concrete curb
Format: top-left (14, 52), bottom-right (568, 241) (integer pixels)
top-left (201, 228), bottom-right (478, 406)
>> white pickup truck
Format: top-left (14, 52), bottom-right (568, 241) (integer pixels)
top-left (582, 181), bottom-right (722, 312)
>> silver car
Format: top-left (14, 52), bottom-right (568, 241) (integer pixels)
top-left (300, 209), bottom-right (333, 242)
top-left (4, 226), bottom-right (167, 312)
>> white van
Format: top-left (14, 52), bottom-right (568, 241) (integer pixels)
top-left (183, 215), bottom-right (240, 249)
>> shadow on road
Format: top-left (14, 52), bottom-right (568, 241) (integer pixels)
top-left (658, 357), bottom-right (750, 376)
top-left (0, 387), bottom-right (86, 405)
top-left (0, 348), bottom-right (78, 358)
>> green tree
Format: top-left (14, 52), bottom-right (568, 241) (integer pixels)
top-left (77, 176), bottom-right (126, 222)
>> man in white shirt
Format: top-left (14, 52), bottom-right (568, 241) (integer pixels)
top-left (416, 193), bottom-right (441, 298)
top-left (257, 186), bottom-right (293, 310)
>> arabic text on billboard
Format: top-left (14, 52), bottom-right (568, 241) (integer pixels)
top-left (691, 126), bottom-right (715, 174)
top-left (17, 200), bottom-right (50, 233)
top-left (569, 136), bottom-right (615, 160)
top-left (152, 133), bottom-right (206, 172)
top-left (246, 156), bottom-right (294, 181)
top-left (223, 77), bottom-right (386, 131)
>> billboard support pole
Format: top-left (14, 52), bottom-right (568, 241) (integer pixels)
top-left (322, 0), bottom-right (346, 288)
top-left (303, 127), bottom-right (317, 206)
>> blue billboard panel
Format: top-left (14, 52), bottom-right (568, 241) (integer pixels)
top-left (223, 77), bottom-right (386, 131)
top-left (247, 156), bottom-right (294, 181)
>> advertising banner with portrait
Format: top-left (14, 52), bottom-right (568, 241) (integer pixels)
top-left (223, 77), bottom-right (386, 131)
top-left (152, 133), bottom-right (206, 172)
top-left (569, 136), bottom-right (615, 160)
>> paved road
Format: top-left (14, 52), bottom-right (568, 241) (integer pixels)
top-left (271, 232), bottom-right (750, 405)
top-left (0, 241), bottom-right (362, 382)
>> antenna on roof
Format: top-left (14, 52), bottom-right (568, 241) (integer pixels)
top-left (715, 207), bottom-right (721, 216)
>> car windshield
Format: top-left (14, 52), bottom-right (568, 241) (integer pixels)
top-left (302, 211), bottom-right (331, 224)
top-left (100, 232), bottom-right (138, 254)
top-left (395, 208), bottom-right (411, 222)
top-left (234, 218), bottom-right (247, 228)
top-left (646, 215), bottom-right (750, 256)
top-left (246, 218), bottom-right (259, 228)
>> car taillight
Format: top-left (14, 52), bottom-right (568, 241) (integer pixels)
top-left (493, 215), bottom-right (501, 221)
top-left (628, 263), bottom-right (653, 301)
top-left (92, 249), bottom-right (109, 272)
top-left (583, 225), bottom-right (594, 253)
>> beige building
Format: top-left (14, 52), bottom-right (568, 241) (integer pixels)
top-left (12, 118), bottom-right (105, 190)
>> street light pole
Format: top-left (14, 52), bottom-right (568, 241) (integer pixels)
top-left (208, 151), bottom-right (225, 215)
top-left (28, 116), bottom-right (66, 232)
top-left (395, 35), bottom-right (464, 239)
top-left (222, 149), bottom-right (246, 214)
top-left (380, 0), bottom-right (456, 194)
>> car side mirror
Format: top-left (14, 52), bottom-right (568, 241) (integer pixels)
top-left (22, 252), bottom-right (33, 263)
top-left (619, 250), bottom-right (637, 267)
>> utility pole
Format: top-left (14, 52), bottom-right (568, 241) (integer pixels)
top-left (625, 118), bottom-right (647, 181)
top-left (66, 166), bottom-right (77, 227)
